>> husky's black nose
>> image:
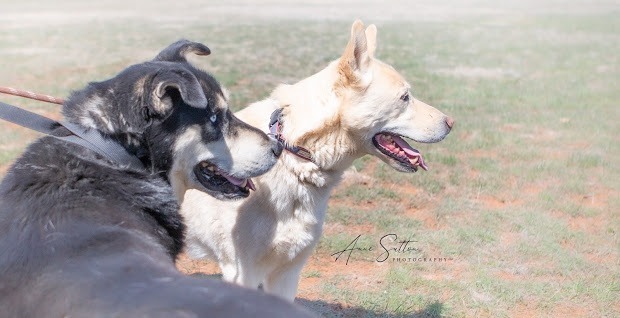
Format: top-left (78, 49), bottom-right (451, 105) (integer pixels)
top-left (272, 139), bottom-right (284, 157)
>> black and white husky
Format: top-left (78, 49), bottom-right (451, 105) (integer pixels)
top-left (0, 40), bottom-right (313, 317)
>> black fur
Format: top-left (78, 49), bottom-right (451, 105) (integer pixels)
top-left (0, 40), bottom-right (313, 317)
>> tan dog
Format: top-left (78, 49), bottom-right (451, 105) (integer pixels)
top-left (180, 20), bottom-right (453, 301)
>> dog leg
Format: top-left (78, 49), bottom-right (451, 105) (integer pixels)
top-left (221, 263), bottom-right (239, 282)
top-left (222, 262), bottom-right (264, 290)
top-left (263, 264), bottom-right (304, 302)
top-left (263, 248), bottom-right (313, 301)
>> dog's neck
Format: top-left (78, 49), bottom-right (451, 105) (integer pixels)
top-left (270, 61), bottom-right (365, 187)
top-left (62, 91), bottom-right (158, 172)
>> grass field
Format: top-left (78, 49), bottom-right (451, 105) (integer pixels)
top-left (1, 1), bottom-right (618, 317)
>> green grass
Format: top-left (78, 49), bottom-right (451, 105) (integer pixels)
top-left (1, 0), bottom-right (619, 317)
top-left (321, 272), bottom-right (444, 318)
top-left (304, 270), bottom-right (322, 279)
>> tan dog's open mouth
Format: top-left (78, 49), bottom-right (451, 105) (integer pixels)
top-left (194, 161), bottom-right (256, 199)
top-left (372, 132), bottom-right (428, 172)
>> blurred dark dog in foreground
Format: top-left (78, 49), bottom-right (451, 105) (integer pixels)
top-left (0, 40), bottom-right (312, 317)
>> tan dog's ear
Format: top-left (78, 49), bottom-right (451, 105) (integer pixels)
top-left (154, 39), bottom-right (211, 63)
top-left (338, 20), bottom-right (374, 88)
top-left (150, 68), bottom-right (208, 116)
top-left (365, 24), bottom-right (377, 59)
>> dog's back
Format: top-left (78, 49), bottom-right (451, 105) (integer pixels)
top-left (0, 138), bottom-right (310, 317)
top-left (0, 138), bottom-right (166, 315)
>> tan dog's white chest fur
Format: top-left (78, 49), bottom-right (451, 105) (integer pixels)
top-left (180, 20), bottom-right (453, 301)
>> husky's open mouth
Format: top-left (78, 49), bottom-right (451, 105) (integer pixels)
top-left (372, 132), bottom-right (428, 172)
top-left (193, 161), bottom-right (256, 199)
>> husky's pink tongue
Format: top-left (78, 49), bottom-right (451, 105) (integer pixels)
top-left (220, 172), bottom-right (256, 191)
top-left (391, 135), bottom-right (429, 171)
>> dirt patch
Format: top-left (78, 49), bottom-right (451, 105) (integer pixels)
top-left (323, 222), bottom-right (377, 236)
top-left (404, 207), bottom-right (441, 229)
top-left (299, 253), bottom-right (389, 301)
top-left (476, 195), bottom-right (523, 210)
top-left (564, 214), bottom-right (605, 234)
top-left (510, 303), bottom-right (540, 318)
top-left (176, 253), bottom-right (220, 276)
top-left (576, 188), bottom-right (613, 210)
top-left (550, 302), bottom-right (591, 318)
top-left (499, 231), bottom-right (521, 246)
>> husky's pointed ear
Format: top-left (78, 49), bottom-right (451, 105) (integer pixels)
top-left (154, 39), bottom-right (211, 63)
top-left (150, 68), bottom-right (208, 116)
top-left (338, 20), bottom-right (374, 88)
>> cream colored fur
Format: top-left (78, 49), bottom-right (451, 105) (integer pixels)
top-left (180, 20), bottom-right (453, 301)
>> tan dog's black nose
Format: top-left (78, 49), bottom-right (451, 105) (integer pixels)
top-left (445, 117), bottom-right (455, 129)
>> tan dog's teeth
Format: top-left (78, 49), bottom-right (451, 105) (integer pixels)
top-left (207, 166), bottom-right (215, 172)
top-left (201, 162), bottom-right (208, 168)
top-left (240, 180), bottom-right (248, 188)
top-left (410, 157), bottom-right (419, 165)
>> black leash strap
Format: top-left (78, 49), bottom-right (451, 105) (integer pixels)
top-left (0, 101), bottom-right (144, 170)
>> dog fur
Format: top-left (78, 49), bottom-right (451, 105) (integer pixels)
top-left (0, 40), bottom-right (313, 317)
top-left (180, 21), bottom-right (454, 301)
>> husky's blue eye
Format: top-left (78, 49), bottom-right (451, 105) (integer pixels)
top-left (210, 114), bottom-right (217, 123)
top-left (400, 93), bottom-right (410, 102)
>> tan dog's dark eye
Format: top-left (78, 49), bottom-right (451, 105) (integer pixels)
top-left (400, 93), bottom-right (410, 102)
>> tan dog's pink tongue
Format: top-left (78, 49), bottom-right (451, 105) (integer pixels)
top-left (392, 135), bottom-right (429, 171)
